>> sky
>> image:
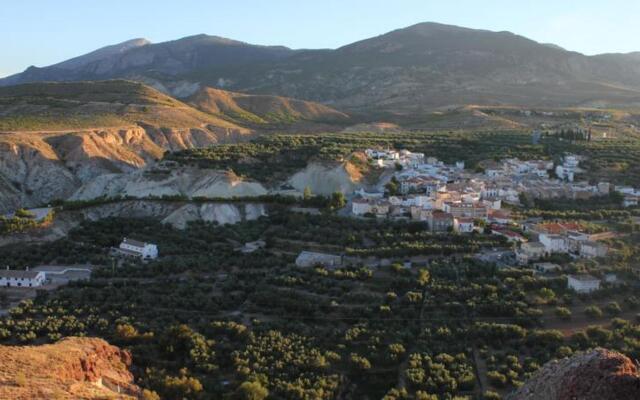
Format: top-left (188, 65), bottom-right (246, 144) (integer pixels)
top-left (2, 0), bottom-right (640, 78)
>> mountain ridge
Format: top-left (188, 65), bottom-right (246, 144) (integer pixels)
top-left (3, 22), bottom-right (640, 112)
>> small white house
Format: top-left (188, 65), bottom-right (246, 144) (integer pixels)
top-left (454, 217), bottom-right (475, 233)
top-left (0, 269), bottom-right (46, 287)
top-left (119, 238), bottom-right (158, 259)
top-left (567, 274), bottom-right (601, 294)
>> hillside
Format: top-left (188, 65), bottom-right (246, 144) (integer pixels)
top-left (0, 79), bottom-right (246, 131)
top-left (5, 23), bottom-right (640, 112)
top-left (188, 86), bottom-right (349, 126)
top-left (0, 80), bottom-right (354, 209)
top-left (0, 337), bottom-right (141, 399)
top-left (0, 80), bottom-right (250, 210)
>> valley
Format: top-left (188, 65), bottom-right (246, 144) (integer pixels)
top-left (1, 16), bottom-right (640, 400)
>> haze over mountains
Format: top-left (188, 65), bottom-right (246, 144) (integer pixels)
top-left (4, 22), bottom-right (640, 112)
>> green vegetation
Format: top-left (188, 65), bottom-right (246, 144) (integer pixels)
top-left (166, 130), bottom-right (541, 182)
top-left (0, 80), bottom-right (236, 131)
top-left (0, 210), bottom-right (639, 399)
top-left (0, 209), bottom-right (53, 235)
top-left (166, 128), bottom-right (640, 187)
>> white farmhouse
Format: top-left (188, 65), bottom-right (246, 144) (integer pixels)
top-left (567, 274), bottom-right (600, 294)
top-left (0, 269), bottom-right (46, 287)
top-left (119, 238), bottom-right (158, 259)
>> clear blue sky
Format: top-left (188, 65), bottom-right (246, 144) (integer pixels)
top-left (2, 0), bottom-right (639, 78)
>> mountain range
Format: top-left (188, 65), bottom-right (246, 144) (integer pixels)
top-left (4, 22), bottom-right (640, 113)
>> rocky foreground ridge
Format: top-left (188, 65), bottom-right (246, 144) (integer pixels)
top-left (507, 348), bottom-right (640, 400)
top-left (0, 337), bottom-right (140, 399)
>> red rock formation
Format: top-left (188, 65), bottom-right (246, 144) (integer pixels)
top-left (508, 348), bottom-right (640, 400)
top-left (0, 337), bottom-right (141, 399)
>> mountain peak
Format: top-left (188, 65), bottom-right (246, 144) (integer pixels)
top-left (51, 37), bottom-right (151, 71)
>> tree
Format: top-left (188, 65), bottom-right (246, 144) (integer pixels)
top-left (141, 389), bottom-right (161, 400)
top-left (237, 381), bottom-right (269, 400)
top-left (115, 323), bottom-right (139, 340)
top-left (329, 191), bottom-right (346, 210)
top-left (554, 307), bottom-right (572, 320)
top-left (604, 301), bottom-right (622, 316)
top-left (303, 186), bottom-right (312, 200)
top-left (417, 269), bottom-right (430, 287)
top-left (388, 343), bottom-right (406, 360)
top-left (483, 390), bottom-right (501, 400)
top-left (385, 177), bottom-right (400, 196)
top-left (539, 288), bottom-right (556, 302)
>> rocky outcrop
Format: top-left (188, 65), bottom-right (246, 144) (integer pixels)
top-left (162, 202), bottom-right (267, 229)
top-left (0, 135), bottom-right (81, 211)
top-left (507, 348), bottom-right (640, 400)
top-left (0, 337), bottom-right (140, 399)
top-left (79, 200), bottom-right (267, 229)
top-left (287, 161), bottom-right (365, 195)
top-left (71, 166), bottom-right (268, 200)
top-left (0, 126), bottom-right (257, 212)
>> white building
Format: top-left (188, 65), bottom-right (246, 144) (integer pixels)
top-left (454, 217), bottom-right (475, 233)
top-left (0, 269), bottom-right (46, 287)
top-left (567, 274), bottom-right (600, 294)
top-left (352, 198), bottom-right (372, 216)
top-left (516, 242), bottom-right (546, 265)
top-left (119, 238), bottom-right (158, 259)
top-left (556, 154), bottom-right (581, 182)
top-left (555, 165), bottom-right (575, 182)
top-left (539, 233), bottom-right (568, 253)
top-left (623, 195), bottom-right (639, 208)
top-left (579, 241), bottom-right (609, 258)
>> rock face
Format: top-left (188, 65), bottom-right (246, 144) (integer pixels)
top-left (0, 337), bottom-right (140, 399)
top-left (507, 348), bottom-right (640, 400)
top-left (162, 203), bottom-right (267, 229)
top-left (0, 127), bottom-right (254, 212)
top-left (79, 200), bottom-right (267, 229)
top-left (71, 166), bottom-right (268, 201)
top-left (287, 161), bottom-right (365, 196)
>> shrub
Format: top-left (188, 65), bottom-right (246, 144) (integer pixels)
top-left (584, 305), bottom-right (603, 319)
top-left (554, 307), bottom-right (572, 320)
